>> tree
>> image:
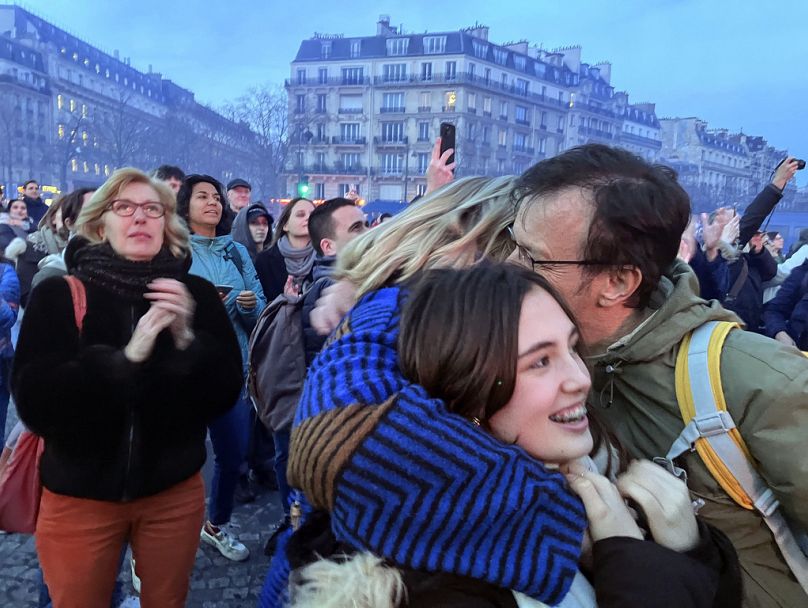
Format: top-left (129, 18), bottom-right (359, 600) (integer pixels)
top-left (0, 92), bottom-right (19, 187)
top-left (95, 89), bottom-right (157, 169)
top-left (221, 84), bottom-right (290, 198)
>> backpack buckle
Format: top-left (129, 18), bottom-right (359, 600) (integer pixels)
top-left (693, 411), bottom-right (736, 437)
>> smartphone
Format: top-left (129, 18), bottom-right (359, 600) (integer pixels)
top-left (215, 284), bottom-right (234, 297)
top-left (439, 122), bottom-right (456, 170)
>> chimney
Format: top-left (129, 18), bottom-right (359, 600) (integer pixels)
top-left (377, 15), bottom-right (395, 36)
top-left (113, 49), bottom-right (119, 59)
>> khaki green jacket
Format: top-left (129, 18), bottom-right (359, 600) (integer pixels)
top-left (588, 261), bottom-right (808, 608)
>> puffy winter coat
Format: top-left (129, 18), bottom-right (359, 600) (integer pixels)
top-left (188, 234), bottom-right (266, 372)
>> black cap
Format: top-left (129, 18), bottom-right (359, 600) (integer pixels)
top-left (247, 207), bottom-right (269, 222)
top-left (227, 178), bottom-right (251, 191)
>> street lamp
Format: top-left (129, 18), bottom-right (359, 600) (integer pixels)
top-left (296, 126), bottom-right (313, 197)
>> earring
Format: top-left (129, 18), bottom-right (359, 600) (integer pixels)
top-left (471, 417), bottom-right (482, 427)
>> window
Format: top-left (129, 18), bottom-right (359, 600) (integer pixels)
top-left (444, 91), bottom-right (456, 110)
top-left (423, 36), bottom-right (447, 54)
top-left (94, 163), bottom-right (100, 175)
top-left (339, 94), bottom-right (363, 113)
top-left (501, 73), bottom-right (508, 88)
top-left (318, 68), bottom-right (328, 84)
top-left (383, 63), bottom-right (407, 82)
top-left (296, 94), bottom-right (306, 113)
top-left (418, 121), bottom-right (430, 141)
top-left (386, 38), bottom-right (409, 56)
top-left (342, 67), bottom-right (364, 85)
top-left (515, 105), bottom-right (528, 124)
top-left (514, 132), bottom-right (527, 149)
top-left (381, 153), bottom-right (403, 173)
top-left (466, 122), bottom-right (476, 139)
top-left (416, 183), bottom-right (427, 197)
top-left (350, 40), bottom-right (361, 58)
top-left (472, 40), bottom-right (487, 59)
top-left (419, 91), bottom-right (431, 110)
top-left (69, 98), bottom-right (76, 112)
top-left (514, 56), bottom-right (526, 71)
top-left (57, 94), bottom-right (63, 110)
top-left (316, 123), bottom-right (326, 140)
top-left (515, 78), bottom-right (528, 95)
top-left (417, 152), bottom-right (429, 173)
top-left (316, 94), bottom-right (327, 112)
top-left (467, 92), bottom-right (476, 111)
top-left (493, 48), bottom-right (508, 65)
top-left (445, 61), bottom-right (457, 80)
top-left (420, 62), bottom-right (432, 81)
top-left (57, 124), bottom-right (64, 139)
top-left (468, 63), bottom-right (476, 79)
top-left (484, 68), bottom-right (491, 84)
top-left (315, 183), bottom-right (325, 199)
top-left (341, 152), bottom-right (360, 168)
top-left (297, 68), bottom-right (306, 84)
top-left (339, 183), bottom-right (360, 197)
top-left (482, 125), bottom-right (491, 144)
top-left (83, 161), bottom-right (89, 174)
top-left (321, 41), bottom-right (332, 58)
top-left (539, 137), bottom-right (547, 153)
top-left (540, 111), bottom-right (547, 127)
top-left (382, 92), bottom-right (405, 111)
top-left (81, 130), bottom-right (88, 144)
top-left (483, 96), bottom-right (492, 114)
top-left (499, 101), bottom-right (508, 119)
top-left (557, 115), bottom-right (564, 131)
top-left (381, 122), bottom-right (404, 142)
top-left (104, 165), bottom-right (110, 176)
top-left (498, 128), bottom-right (507, 146)
top-left (340, 123), bottom-right (360, 140)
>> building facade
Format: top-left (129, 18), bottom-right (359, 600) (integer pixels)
top-left (0, 4), bottom-right (257, 193)
top-left (285, 17), bottom-right (669, 201)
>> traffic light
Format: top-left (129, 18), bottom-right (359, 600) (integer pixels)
top-left (297, 180), bottom-right (310, 197)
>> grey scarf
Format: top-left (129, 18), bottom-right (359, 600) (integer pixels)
top-left (277, 235), bottom-right (315, 277)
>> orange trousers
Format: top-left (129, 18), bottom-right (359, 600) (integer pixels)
top-left (36, 473), bottom-right (205, 608)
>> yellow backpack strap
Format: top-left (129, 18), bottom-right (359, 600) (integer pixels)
top-left (669, 321), bottom-right (808, 590)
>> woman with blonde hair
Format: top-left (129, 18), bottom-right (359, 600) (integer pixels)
top-left (12, 168), bottom-right (243, 607)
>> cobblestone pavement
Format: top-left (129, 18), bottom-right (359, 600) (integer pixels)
top-left (0, 404), bottom-right (285, 608)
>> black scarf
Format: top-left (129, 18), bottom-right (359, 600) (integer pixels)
top-left (65, 237), bottom-right (189, 302)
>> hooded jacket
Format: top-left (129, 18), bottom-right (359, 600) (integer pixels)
top-left (188, 234), bottom-right (266, 372)
top-left (588, 261), bottom-right (808, 608)
top-left (22, 195), bottom-right (48, 227)
top-left (231, 202), bottom-right (272, 262)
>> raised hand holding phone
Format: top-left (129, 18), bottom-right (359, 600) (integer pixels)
top-left (426, 134), bottom-right (456, 195)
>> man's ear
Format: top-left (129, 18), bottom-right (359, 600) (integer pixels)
top-left (320, 238), bottom-right (335, 257)
top-left (597, 266), bottom-right (642, 308)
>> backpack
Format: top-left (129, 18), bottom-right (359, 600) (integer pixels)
top-left (667, 320), bottom-right (808, 592)
top-left (247, 278), bottom-right (328, 433)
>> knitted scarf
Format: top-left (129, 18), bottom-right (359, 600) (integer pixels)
top-left (65, 237), bottom-right (188, 302)
top-left (277, 235), bottom-right (315, 278)
top-left (28, 226), bottom-right (67, 255)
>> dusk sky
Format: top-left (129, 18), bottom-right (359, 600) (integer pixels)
top-left (20, 0), bottom-right (808, 185)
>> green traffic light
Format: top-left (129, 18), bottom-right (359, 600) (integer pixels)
top-left (297, 181), bottom-right (310, 197)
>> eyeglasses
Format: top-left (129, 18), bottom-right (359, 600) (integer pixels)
top-left (106, 199), bottom-right (166, 218)
top-left (506, 225), bottom-right (609, 270)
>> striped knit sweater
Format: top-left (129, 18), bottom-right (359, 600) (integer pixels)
top-left (287, 286), bottom-right (587, 605)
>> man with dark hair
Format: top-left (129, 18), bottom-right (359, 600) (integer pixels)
top-left (510, 144), bottom-right (808, 607)
top-left (22, 179), bottom-right (47, 226)
top-left (151, 165), bottom-right (185, 194)
top-left (302, 197), bottom-right (366, 362)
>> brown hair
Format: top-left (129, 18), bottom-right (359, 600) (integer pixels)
top-left (271, 197), bottom-right (315, 247)
top-left (399, 262), bottom-right (624, 473)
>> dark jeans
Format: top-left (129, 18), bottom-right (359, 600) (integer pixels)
top-left (248, 409), bottom-right (275, 475)
top-left (272, 429), bottom-right (291, 515)
top-left (208, 389), bottom-right (252, 526)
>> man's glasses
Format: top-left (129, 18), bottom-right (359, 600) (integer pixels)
top-left (107, 200), bottom-right (166, 218)
top-left (507, 225), bottom-right (609, 270)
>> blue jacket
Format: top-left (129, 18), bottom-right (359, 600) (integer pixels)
top-left (689, 247), bottom-right (729, 302)
top-left (0, 262), bottom-right (19, 361)
top-left (188, 234), bottom-right (266, 372)
top-left (764, 259), bottom-right (808, 348)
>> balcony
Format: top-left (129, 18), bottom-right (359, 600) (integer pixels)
top-left (315, 108), bottom-right (327, 114)
top-left (578, 125), bottom-right (614, 140)
top-left (380, 107), bottom-right (406, 114)
top-left (374, 136), bottom-right (409, 146)
top-left (513, 146), bottom-right (535, 155)
top-left (498, 115), bottom-right (508, 121)
top-left (418, 106), bottom-right (432, 113)
top-left (309, 137), bottom-right (330, 145)
top-left (618, 131), bottom-right (663, 150)
top-left (468, 107), bottom-right (477, 114)
top-left (441, 106), bottom-right (456, 112)
top-left (286, 77), bottom-right (369, 87)
top-left (483, 110), bottom-right (492, 118)
top-left (331, 136), bottom-right (367, 145)
top-left (515, 118), bottom-right (530, 126)
top-left (539, 124), bottom-right (547, 130)
top-left (332, 164), bottom-right (367, 175)
top-left (377, 167), bottom-right (405, 177)
top-left (338, 108), bottom-right (363, 114)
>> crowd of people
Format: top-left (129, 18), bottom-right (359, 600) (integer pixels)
top-left (0, 142), bottom-right (805, 608)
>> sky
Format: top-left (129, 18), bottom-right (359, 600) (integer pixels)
top-left (18, 0), bottom-right (808, 185)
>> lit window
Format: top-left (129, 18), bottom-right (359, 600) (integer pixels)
top-left (104, 165), bottom-right (110, 176)
top-left (81, 104), bottom-right (87, 118)
top-left (445, 91), bottom-right (456, 109)
top-left (83, 58), bottom-right (89, 67)
top-left (70, 159), bottom-right (78, 172)
top-left (57, 124), bottom-right (64, 139)
top-left (72, 52), bottom-right (78, 61)
top-left (69, 99), bottom-right (76, 112)
top-left (81, 131), bottom-right (88, 144)
top-left (94, 163), bottom-right (100, 175)
top-left (57, 94), bottom-right (63, 110)
top-left (95, 64), bottom-right (100, 73)
top-left (83, 161), bottom-right (89, 173)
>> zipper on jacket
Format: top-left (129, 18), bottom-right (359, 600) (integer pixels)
top-left (122, 303), bottom-right (137, 501)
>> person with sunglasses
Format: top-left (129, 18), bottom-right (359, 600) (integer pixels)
top-left (12, 168), bottom-right (243, 607)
